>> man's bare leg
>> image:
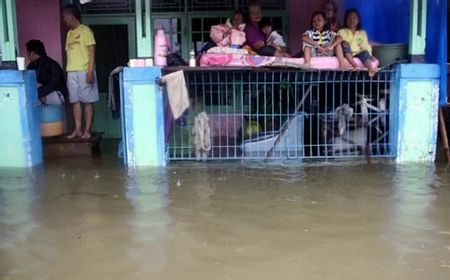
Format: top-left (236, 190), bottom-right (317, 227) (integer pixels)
top-left (68, 102), bottom-right (82, 139)
top-left (82, 103), bottom-right (94, 139)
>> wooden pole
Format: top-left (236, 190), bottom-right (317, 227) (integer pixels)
top-left (439, 108), bottom-right (450, 162)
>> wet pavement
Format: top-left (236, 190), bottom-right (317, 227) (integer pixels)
top-left (1, 152), bottom-right (450, 279)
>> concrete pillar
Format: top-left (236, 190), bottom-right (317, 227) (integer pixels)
top-left (120, 67), bottom-right (166, 167)
top-left (391, 64), bottom-right (440, 162)
top-left (0, 70), bottom-right (42, 167)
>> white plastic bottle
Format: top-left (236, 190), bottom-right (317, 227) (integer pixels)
top-left (189, 50), bottom-right (196, 67)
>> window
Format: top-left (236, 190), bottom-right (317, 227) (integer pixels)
top-left (237, 0), bottom-right (286, 10)
top-left (187, 0), bottom-right (234, 11)
top-left (151, 0), bottom-right (184, 12)
top-left (152, 0), bottom-right (288, 58)
top-left (78, 0), bottom-right (288, 58)
top-left (80, 0), bottom-right (135, 14)
top-left (153, 18), bottom-right (182, 53)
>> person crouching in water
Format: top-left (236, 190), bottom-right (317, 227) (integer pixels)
top-left (302, 11), bottom-right (346, 69)
top-left (338, 8), bottom-right (378, 77)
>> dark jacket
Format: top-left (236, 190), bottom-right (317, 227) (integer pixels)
top-left (27, 56), bottom-right (68, 101)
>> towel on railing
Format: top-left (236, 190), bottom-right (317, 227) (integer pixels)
top-left (108, 66), bottom-right (123, 119)
top-left (160, 70), bottom-right (190, 119)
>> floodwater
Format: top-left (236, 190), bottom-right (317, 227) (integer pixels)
top-left (1, 149), bottom-right (450, 280)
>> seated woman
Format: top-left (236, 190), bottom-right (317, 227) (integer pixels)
top-left (338, 9), bottom-right (378, 76)
top-left (322, 0), bottom-right (341, 32)
top-left (210, 10), bottom-right (246, 48)
top-left (302, 11), bottom-right (346, 68)
top-left (243, 1), bottom-right (290, 57)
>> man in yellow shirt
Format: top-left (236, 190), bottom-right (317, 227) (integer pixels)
top-left (62, 5), bottom-right (98, 139)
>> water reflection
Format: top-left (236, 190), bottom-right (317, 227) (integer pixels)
top-left (387, 163), bottom-right (450, 277)
top-left (0, 166), bottom-right (44, 276)
top-left (125, 167), bottom-right (170, 273)
top-left (0, 158), bottom-right (449, 279)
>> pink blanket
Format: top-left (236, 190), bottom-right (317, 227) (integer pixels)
top-left (200, 53), bottom-right (378, 70)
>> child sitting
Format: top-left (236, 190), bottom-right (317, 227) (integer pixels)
top-left (210, 10), bottom-right (246, 48)
top-left (338, 8), bottom-right (378, 76)
top-left (302, 11), bottom-right (346, 68)
top-left (260, 19), bottom-right (288, 53)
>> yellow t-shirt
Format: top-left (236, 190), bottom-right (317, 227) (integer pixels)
top-left (65, 24), bottom-right (96, 71)
top-left (337, 28), bottom-right (372, 55)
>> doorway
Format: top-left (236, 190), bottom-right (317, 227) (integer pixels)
top-left (82, 16), bottom-right (136, 138)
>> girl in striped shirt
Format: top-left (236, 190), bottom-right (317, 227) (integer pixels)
top-left (302, 11), bottom-right (346, 68)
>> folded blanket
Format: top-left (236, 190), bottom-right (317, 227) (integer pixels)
top-left (207, 46), bottom-right (249, 55)
top-left (200, 53), bottom-right (379, 70)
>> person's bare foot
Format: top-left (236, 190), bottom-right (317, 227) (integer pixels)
top-left (81, 131), bottom-right (92, 140)
top-left (67, 129), bottom-right (82, 139)
top-left (339, 62), bottom-right (352, 70)
top-left (368, 67), bottom-right (378, 78)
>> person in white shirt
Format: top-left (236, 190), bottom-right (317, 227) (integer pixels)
top-left (260, 19), bottom-right (289, 53)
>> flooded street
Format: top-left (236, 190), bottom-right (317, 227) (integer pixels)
top-left (1, 152), bottom-right (450, 279)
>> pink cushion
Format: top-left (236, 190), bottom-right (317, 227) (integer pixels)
top-left (200, 53), bottom-right (379, 71)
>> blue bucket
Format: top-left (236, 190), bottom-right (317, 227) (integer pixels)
top-left (40, 105), bottom-right (64, 137)
top-left (40, 105), bottom-right (63, 123)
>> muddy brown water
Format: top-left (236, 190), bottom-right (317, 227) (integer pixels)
top-left (1, 152), bottom-right (450, 279)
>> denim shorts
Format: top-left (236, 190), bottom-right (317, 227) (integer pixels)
top-left (343, 46), bottom-right (372, 63)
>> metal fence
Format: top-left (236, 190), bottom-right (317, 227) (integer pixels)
top-left (164, 67), bottom-right (396, 161)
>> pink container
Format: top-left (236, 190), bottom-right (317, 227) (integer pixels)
top-left (154, 29), bottom-right (168, 67)
top-left (209, 113), bottom-right (243, 138)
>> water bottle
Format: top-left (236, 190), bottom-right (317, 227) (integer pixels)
top-left (189, 50), bottom-right (196, 67)
top-left (154, 29), bottom-right (168, 67)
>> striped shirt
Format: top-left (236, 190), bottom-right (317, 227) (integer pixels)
top-left (303, 29), bottom-right (336, 47)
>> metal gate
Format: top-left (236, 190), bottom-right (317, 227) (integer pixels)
top-left (165, 67), bottom-right (396, 161)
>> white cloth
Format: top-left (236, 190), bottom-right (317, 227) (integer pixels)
top-left (206, 46), bottom-right (249, 55)
top-left (192, 111), bottom-right (211, 161)
top-left (108, 66), bottom-right (123, 111)
top-left (42, 90), bottom-right (64, 106)
top-left (160, 70), bottom-right (190, 119)
top-left (267, 30), bottom-right (286, 48)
